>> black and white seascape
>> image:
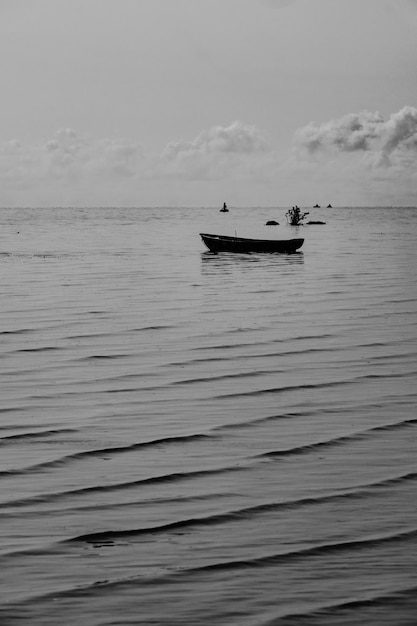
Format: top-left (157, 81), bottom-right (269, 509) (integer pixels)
top-left (1, 206), bottom-right (416, 626)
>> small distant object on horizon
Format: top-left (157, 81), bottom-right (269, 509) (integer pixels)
top-left (220, 202), bottom-right (229, 213)
top-left (265, 220), bottom-right (279, 225)
top-left (327, 203), bottom-right (332, 208)
top-left (313, 204), bottom-right (320, 208)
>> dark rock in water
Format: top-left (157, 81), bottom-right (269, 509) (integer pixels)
top-left (265, 220), bottom-right (279, 225)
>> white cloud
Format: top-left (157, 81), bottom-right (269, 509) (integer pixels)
top-left (289, 106), bottom-right (417, 206)
top-left (0, 122), bottom-right (268, 189)
top-left (162, 121), bottom-right (268, 159)
top-left (0, 113), bottom-right (416, 207)
top-left (0, 128), bottom-right (149, 206)
top-left (45, 128), bottom-right (144, 180)
top-left (293, 106), bottom-right (417, 167)
top-left (155, 121), bottom-right (270, 182)
top-left (0, 122), bottom-right (275, 206)
top-left (382, 106), bottom-right (417, 155)
top-left (0, 128), bottom-right (145, 186)
top-left (293, 111), bottom-right (385, 154)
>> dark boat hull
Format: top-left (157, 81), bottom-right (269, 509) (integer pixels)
top-left (200, 233), bottom-right (304, 254)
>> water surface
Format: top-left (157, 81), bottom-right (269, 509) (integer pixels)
top-left (1, 206), bottom-right (416, 625)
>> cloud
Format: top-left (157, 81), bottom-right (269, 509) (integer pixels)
top-left (0, 122), bottom-right (275, 205)
top-left (162, 121), bottom-right (268, 160)
top-left (382, 106), bottom-right (417, 154)
top-left (46, 128), bottom-right (144, 179)
top-left (0, 122), bottom-right (268, 187)
top-left (155, 121), bottom-right (271, 181)
top-left (288, 106), bottom-right (417, 206)
top-left (293, 106), bottom-right (417, 169)
top-left (1, 114), bottom-right (416, 207)
top-left (0, 128), bottom-right (145, 186)
top-left (0, 128), bottom-right (149, 206)
top-left (293, 111), bottom-right (385, 154)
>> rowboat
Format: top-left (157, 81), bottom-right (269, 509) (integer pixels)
top-left (200, 233), bottom-right (304, 254)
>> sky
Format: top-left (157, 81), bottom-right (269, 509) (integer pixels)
top-left (1, 0), bottom-right (417, 207)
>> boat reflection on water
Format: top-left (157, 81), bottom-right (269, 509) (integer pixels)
top-left (200, 250), bottom-right (304, 275)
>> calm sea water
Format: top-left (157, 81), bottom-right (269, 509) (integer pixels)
top-left (1, 206), bottom-right (416, 625)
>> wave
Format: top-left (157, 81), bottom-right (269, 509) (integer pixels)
top-left (212, 412), bottom-right (299, 432)
top-left (76, 354), bottom-right (131, 361)
top-left (257, 418), bottom-right (417, 460)
top-left (66, 473), bottom-right (417, 544)
top-left (212, 367), bottom-right (417, 399)
top-left (1, 416), bottom-right (415, 480)
top-left (0, 491), bottom-right (233, 520)
top-left (369, 350), bottom-right (417, 363)
top-left (8, 533), bottom-right (417, 607)
top-left (213, 379), bottom-right (354, 399)
top-left (212, 409), bottom-right (417, 433)
top-left (169, 369), bottom-right (279, 386)
top-left (359, 370), bottom-right (417, 381)
top-left (162, 347), bottom-right (337, 369)
top-left (0, 433), bottom-right (210, 477)
top-left (366, 417), bottom-right (417, 433)
top-left (0, 252), bottom-right (80, 261)
top-left (0, 464), bottom-right (246, 508)
top-left (188, 334), bottom-right (414, 356)
top-left (2, 469), bottom-right (416, 528)
top-left (190, 334), bottom-right (334, 353)
top-left (128, 324), bottom-right (175, 332)
top-left (0, 408), bottom-right (30, 418)
top-left (13, 346), bottom-right (62, 353)
top-left (0, 428), bottom-right (76, 443)
top-left (261, 585), bottom-right (417, 625)
top-left (0, 328), bottom-right (34, 335)
top-left (66, 332), bottom-right (121, 340)
top-left (178, 527), bottom-right (417, 575)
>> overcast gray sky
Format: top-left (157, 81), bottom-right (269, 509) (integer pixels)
top-left (1, 0), bottom-right (417, 206)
